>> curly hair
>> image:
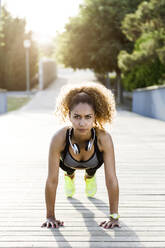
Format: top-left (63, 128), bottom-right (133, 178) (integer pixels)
top-left (54, 81), bottom-right (116, 130)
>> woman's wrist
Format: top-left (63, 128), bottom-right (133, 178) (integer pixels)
top-left (46, 214), bottom-right (55, 219)
top-left (109, 213), bottom-right (120, 220)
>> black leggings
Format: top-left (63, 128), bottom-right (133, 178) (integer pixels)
top-left (59, 160), bottom-right (103, 177)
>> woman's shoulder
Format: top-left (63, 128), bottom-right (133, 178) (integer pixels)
top-left (50, 125), bottom-right (70, 152)
top-left (95, 127), bottom-right (112, 152)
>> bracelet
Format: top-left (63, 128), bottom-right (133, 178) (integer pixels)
top-left (109, 213), bottom-right (120, 220)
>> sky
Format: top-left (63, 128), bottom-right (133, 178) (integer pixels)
top-left (3, 0), bottom-right (83, 43)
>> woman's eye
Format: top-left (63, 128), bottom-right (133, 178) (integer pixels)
top-left (74, 116), bottom-right (91, 119)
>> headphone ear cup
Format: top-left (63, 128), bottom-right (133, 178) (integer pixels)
top-left (73, 143), bottom-right (80, 154)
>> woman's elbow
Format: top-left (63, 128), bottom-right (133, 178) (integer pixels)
top-left (46, 176), bottom-right (58, 187)
top-left (106, 176), bottom-right (119, 188)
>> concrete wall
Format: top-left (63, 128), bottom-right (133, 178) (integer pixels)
top-left (39, 58), bottom-right (57, 90)
top-left (132, 85), bottom-right (165, 121)
top-left (0, 89), bottom-right (7, 114)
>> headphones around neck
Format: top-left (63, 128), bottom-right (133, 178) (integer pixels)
top-left (68, 127), bottom-right (95, 154)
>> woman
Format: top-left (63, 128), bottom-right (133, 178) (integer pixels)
top-left (41, 82), bottom-right (120, 229)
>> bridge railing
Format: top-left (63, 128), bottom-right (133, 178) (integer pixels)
top-left (133, 85), bottom-right (165, 121)
top-left (0, 89), bottom-right (7, 114)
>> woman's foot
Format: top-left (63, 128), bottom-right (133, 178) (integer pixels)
top-left (64, 173), bottom-right (75, 197)
top-left (84, 173), bottom-right (97, 197)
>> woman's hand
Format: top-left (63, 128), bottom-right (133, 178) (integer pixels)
top-left (99, 218), bottom-right (121, 229)
top-left (41, 217), bottom-right (64, 228)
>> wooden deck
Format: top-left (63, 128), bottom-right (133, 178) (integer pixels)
top-left (0, 74), bottom-right (165, 247)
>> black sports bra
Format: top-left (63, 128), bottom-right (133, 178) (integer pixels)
top-left (60, 128), bottom-right (104, 169)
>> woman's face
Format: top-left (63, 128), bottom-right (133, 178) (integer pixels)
top-left (69, 103), bottom-right (95, 135)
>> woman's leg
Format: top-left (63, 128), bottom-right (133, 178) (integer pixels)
top-left (85, 162), bottom-right (104, 178)
top-left (59, 160), bottom-right (75, 178)
top-left (85, 168), bottom-right (97, 178)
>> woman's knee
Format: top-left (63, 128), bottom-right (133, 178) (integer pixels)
top-left (59, 161), bottom-right (75, 175)
top-left (85, 169), bottom-right (96, 177)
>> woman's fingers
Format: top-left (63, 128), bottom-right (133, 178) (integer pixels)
top-left (51, 223), bottom-right (55, 228)
top-left (56, 220), bottom-right (64, 226)
top-left (112, 222), bottom-right (121, 228)
top-left (46, 222), bottom-right (50, 228)
top-left (41, 220), bottom-right (64, 228)
top-left (41, 222), bottom-right (47, 228)
top-left (47, 221), bottom-right (58, 228)
top-left (100, 220), bottom-right (121, 229)
top-left (55, 222), bottom-right (59, 228)
top-left (54, 220), bottom-right (64, 227)
top-left (99, 221), bottom-right (106, 226)
top-left (59, 221), bottom-right (64, 226)
top-left (104, 222), bottom-right (112, 229)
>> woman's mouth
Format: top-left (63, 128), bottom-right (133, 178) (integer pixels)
top-left (78, 129), bottom-right (87, 132)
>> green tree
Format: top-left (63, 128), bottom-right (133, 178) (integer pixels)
top-left (0, 6), bottom-right (38, 90)
top-left (38, 40), bottom-right (56, 59)
top-left (0, 8), bottom-right (5, 85)
top-left (56, 0), bottom-right (147, 103)
top-left (118, 0), bottom-right (165, 90)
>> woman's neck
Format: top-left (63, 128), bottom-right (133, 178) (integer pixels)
top-left (72, 128), bottom-right (92, 144)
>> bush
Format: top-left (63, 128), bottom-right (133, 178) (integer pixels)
top-left (122, 58), bottom-right (165, 91)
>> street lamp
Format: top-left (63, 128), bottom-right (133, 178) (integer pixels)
top-left (23, 39), bottom-right (31, 94)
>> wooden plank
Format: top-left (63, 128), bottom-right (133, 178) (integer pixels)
top-left (0, 226), bottom-right (165, 231)
top-left (0, 73), bottom-right (165, 247)
top-left (1, 231), bottom-right (165, 237)
top-left (0, 235), bottom-right (165, 242)
top-left (0, 219), bottom-right (165, 226)
top-left (0, 241), bottom-right (165, 248)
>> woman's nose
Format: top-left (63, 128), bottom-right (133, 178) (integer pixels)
top-left (79, 119), bottom-right (85, 126)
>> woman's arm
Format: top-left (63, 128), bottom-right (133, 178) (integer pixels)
top-left (99, 131), bottom-right (120, 229)
top-left (102, 132), bottom-right (119, 215)
top-left (41, 129), bottom-right (66, 228)
top-left (45, 135), bottom-right (61, 218)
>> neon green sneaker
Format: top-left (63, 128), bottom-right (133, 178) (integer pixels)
top-left (64, 173), bottom-right (75, 197)
top-left (84, 175), bottom-right (97, 197)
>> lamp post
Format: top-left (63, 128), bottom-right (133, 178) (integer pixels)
top-left (23, 40), bottom-right (31, 94)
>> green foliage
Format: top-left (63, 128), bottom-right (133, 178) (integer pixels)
top-left (7, 96), bottom-right (31, 112)
top-left (38, 41), bottom-right (56, 59)
top-left (122, 58), bottom-right (165, 91)
top-left (119, 0), bottom-right (165, 90)
top-left (56, 0), bottom-right (145, 75)
top-left (0, 22), bottom-right (5, 47)
top-left (0, 7), bottom-right (38, 91)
